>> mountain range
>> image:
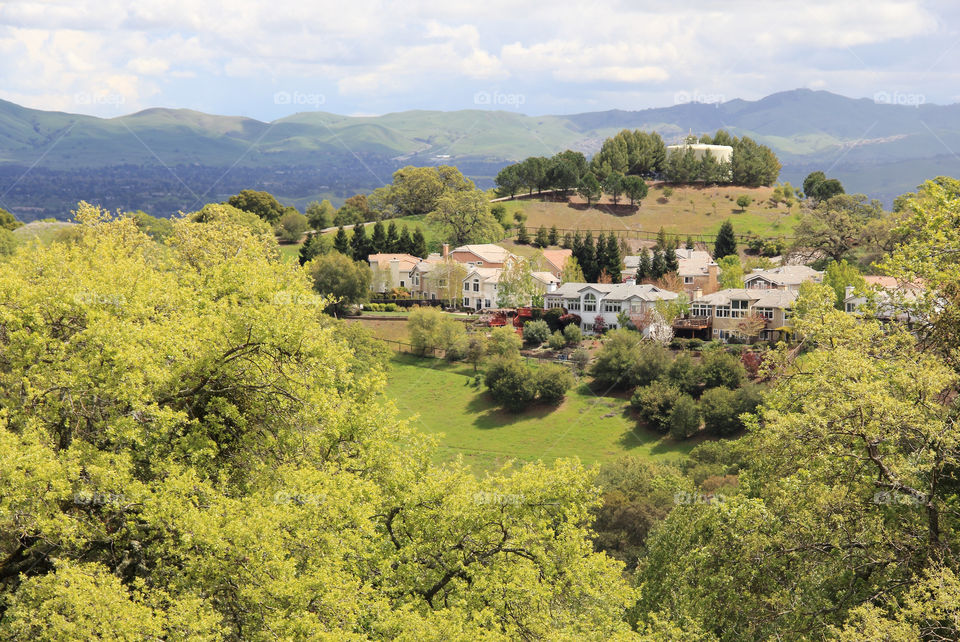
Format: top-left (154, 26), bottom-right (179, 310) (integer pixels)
top-left (1, 89), bottom-right (958, 219)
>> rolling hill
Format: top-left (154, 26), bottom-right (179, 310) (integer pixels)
top-left (1, 89), bottom-right (957, 220)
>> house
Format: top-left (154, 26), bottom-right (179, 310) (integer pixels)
top-left (545, 282), bottom-right (679, 335)
top-left (743, 265), bottom-right (823, 291)
top-left (665, 143), bottom-right (734, 165)
top-left (623, 248), bottom-right (719, 294)
top-left (678, 288), bottom-right (798, 342)
top-left (367, 253), bottom-right (422, 293)
top-left (843, 276), bottom-right (924, 323)
top-left (461, 267), bottom-right (560, 311)
top-left (540, 248), bottom-right (573, 279)
top-left (447, 243), bottom-right (514, 268)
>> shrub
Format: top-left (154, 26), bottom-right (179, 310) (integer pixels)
top-left (408, 306), bottom-right (465, 357)
top-left (445, 334), bottom-right (470, 362)
top-left (669, 338), bottom-right (687, 350)
top-left (687, 338), bottom-right (704, 350)
top-left (384, 303), bottom-right (400, 312)
top-left (570, 347), bottom-right (590, 373)
top-left (668, 395), bottom-right (701, 440)
top-left (485, 357), bottom-right (537, 412)
top-left (699, 349), bottom-right (746, 389)
top-left (741, 351), bottom-right (763, 378)
top-left (523, 319), bottom-right (551, 346)
top-left (700, 386), bottom-right (740, 436)
top-left (543, 308), bottom-right (564, 332)
top-left (631, 380), bottom-right (683, 431)
top-left (548, 330), bottom-right (566, 351)
top-left (488, 326), bottom-right (522, 357)
top-left (535, 363), bottom-right (575, 404)
top-left (665, 352), bottom-right (700, 395)
top-left (590, 329), bottom-right (670, 390)
top-left (563, 323), bottom-right (582, 346)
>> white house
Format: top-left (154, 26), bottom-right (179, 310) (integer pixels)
top-left (665, 143), bottom-right (733, 164)
top-left (545, 282), bottom-right (679, 335)
top-left (743, 265), bottom-right (823, 291)
top-left (843, 276), bottom-right (924, 323)
top-left (462, 267), bottom-right (559, 311)
top-left (623, 248), bottom-right (719, 294)
top-left (367, 253), bottom-right (422, 293)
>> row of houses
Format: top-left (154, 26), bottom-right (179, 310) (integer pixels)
top-left (367, 242), bottom-right (915, 341)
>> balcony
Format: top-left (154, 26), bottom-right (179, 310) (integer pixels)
top-left (672, 317), bottom-right (711, 330)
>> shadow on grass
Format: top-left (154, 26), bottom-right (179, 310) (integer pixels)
top-left (468, 393), bottom-right (567, 429)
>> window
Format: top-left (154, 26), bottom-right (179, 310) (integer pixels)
top-left (399, 280), bottom-right (405, 288)
top-left (715, 305), bottom-right (730, 318)
top-left (713, 328), bottom-right (732, 341)
top-left (583, 293), bottom-right (597, 312)
top-left (463, 282), bottom-right (469, 292)
top-left (582, 323), bottom-right (594, 332)
top-left (431, 293), bottom-right (436, 300)
top-left (604, 301), bottom-right (621, 312)
top-left (565, 298), bottom-right (580, 311)
top-left (747, 278), bottom-right (772, 290)
top-left (414, 276), bottom-right (420, 286)
top-left (473, 279), bottom-right (480, 292)
top-left (684, 276), bottom-right (694, 284)
top-left (463, 298), bottom-right (470, 307)
top-left (845, 302), bottom-right (858, 313)
top-left (476, 261), bottom-right (483, 266)
top-left (608, 323), bottom-right (617, 330)
top-left (755, 307), bottom-right (774, 320)
top-left (484, 299), bottom-right (491, 308)
top-left (692, 303), bottom-right (711, 317)
top-left (548, 299), bottom-right (563, 309)
top-left (730, 299), bottom-right (749, 318)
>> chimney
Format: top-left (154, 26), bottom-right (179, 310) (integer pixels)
top-left (692, 287), bottom-right (702, 301)
top-left (442, 243), bottom-right (449, 258)
top-left (844, 285), bottom-right (854, 299)
top-left (707, 263), bottom-right (718, 289)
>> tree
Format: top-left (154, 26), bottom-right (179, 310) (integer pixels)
top-left (392, 165), bottom-right (472, 216)
top-left (485, 357), bottom-right (538, 411)
top-left (685, 235), bottom-right (695, 250)
top-left (494, 164), bottom-right (523, 198)
top-left (822, 259), bottom-right (867, 309)
top-left (534, 225), bottom-right (549, 248)
top-left (622, 175), bottom-right (649, 206)
top-left (523, 319), bottom-right (551, 345)
top-left (385, 221), bottom-right (400, 252)
top-left (664, 244), bottom-right (679, 273)
top-left (736, 195), bottom-right (752, 211)
top-left (580, 231), bottom-right (598, 281)
top-left (713, 219), bottom-right (738, 259)
top-left (793, 193), bottom-right (886, 263)
top-left (630, 380), bottom-right (683, 431)
top-left (497, 257), bottom-right (545, 308)
top-left (636, 248), bottom-right (652, 282)
top-left (333, 225), bottom-right (350, 255)
top-left (488, 326), bottom-right (522, 357)
top-left (603, 172), bottom-right (625, 204)
top-left (409, 227), bottom-right (428, 258)
top-left (517, 156), bottom-right (551, 194)
top-left (548, 330), bottom-right (566, 351)
top-left (656, 227), bottom-right (668, 250)
top-left (408, 306), bottom-right (465, 356)
top-left (370, 220), bottom-right (388, 253)
top-left (298, 232), bottom-right (330, 265)
top-left (731, 136), bottom-right (781, 187)
top-left (699, 348), bottom-right (746, 389)
top-left (717, 255), bottom-right (744, 289)
top-left (0, 207), bottom-right (23, 231)
top-left (515, 223), bottom-right (530, 244)
top-left (803, 171), bottom-right (845, 202)
top-left (668, 395), bottom-right (701, 440)
top-left (604, 232), bottom-right (622, 281)
top-left (561, 256), bottom-right (586, 282)
top-left (535, 363), bottom-right (575, 403)
top-left (651, 248), bottom-right (666, 279)
top-left (349, 223), bottom-right (371, 261)
top-left (0, 227), bottom-right (17, 256)
top-left (307, 251), bottom-right (371, 314)
top-left (227, 189), bottom-right (286, 223)
top-left (428, 258), bottom-right (468, 303)
top-left (577, 173), bottom-right (602, 205)
top-left (305, 199), bottom-right (335, 230)
top-left (428, 190), bottom-right (503, 246)
top-left (589, 329), bottom-right (670, 389)
top-left (548, 225), bottom-right (559, 246)
top-left (563, 323), bottom-right (583, 346)
top-left (561, 232), bottom-right (573, 249)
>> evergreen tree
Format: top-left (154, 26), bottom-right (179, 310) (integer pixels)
top-left (636, 247), bottom-right (652, 281)
top-left (714, 219), bottom-right (738, 260)
top-left (397, 225), bottom-right (413, 254)
top-left (385, 221), bottom-right (399, 252)
top-left (605, 232), bottom-right (622, 282)
top-left (548, 225), bottom-right (559, 246)
top-left (410, 227), bottom-right (428, 258)
top-left (686, 235), bottom-right (695, 250)
top-left (656, 226), bottom-right (667, 250)
top-left (581, 231), bottom-right (597, 281)
top-left (333, 225), bottom-right (350, 255)
top-left (651, 248), bottom-right (667, 279)
top-left (516, 224), bottom-right (530, 244)
top-left (664, 244), bottom-right (679, 273)
top-left (595, 233), bottom-right (609, 276)
top-left (370, 220), bottom-right (387, 254)
top-left (350, 223), bottom-right (370, 261)
top-left (298, 232), bottom-right (326, 266)
top-left (572, 231), bottom-right (584, 263)
top-left (561, 231), bottom-right (573, 249)
top-left (534, 225), bottom-right (549, 248)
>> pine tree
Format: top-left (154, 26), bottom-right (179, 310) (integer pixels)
top-left (651, 248), bottom-right (666, 279)
top-left (548, 225), bottom-right (559, 246)
top-left (333, 226), bottom-right (350, 255)
top-left (534, 225), bottom-right (549, 248)
top-left (572, 231), bottom-right (584, 262)
top-left (714, 219), bottom-right (738, 260)
top-left (595, 233), bottom-right (609, 276)
top-left (516, 224), bottom-right (530, 244)
top-left (370, 220), bottom-right (387, 254)
top-left (685, 235), bottom-right (695, 250)
top-left (561, 232), bottom-right (573, 249)
top-left (350, 223), bottom-right (370, 261)
top-left (385, 221), bottom-right (399, 252)
top-left (581, 231), bottom-right (597, 281)
top-left (664, 244), bottom-right (679, 273)
top-left (410, 227), bottom-right (428, 258)
top-left (636, 247), bottom-right (652, 281)
top-left (656, 226), bottom-right (667, 250)
top-left (606, 233), bottom-right (622, 282)
top-left (397, 225), bottom-right (413, 255)
top-left (298, 232), bottom-right (325, 265)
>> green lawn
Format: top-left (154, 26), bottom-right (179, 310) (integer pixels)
top-left (383, 353), bottom-right (696, 475)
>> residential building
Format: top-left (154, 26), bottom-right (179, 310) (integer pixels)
top-left (678, 288), bottom-right (798, 342)
top-left (540, 248), bottom-right (573, 279)
top-left (545, 282), bottom-right (679, 335)
top-left (461, 267), bottom-right (560, 311)
top-left (743, 265), bottom-right (823, 291)
top-left (446, 243), bottom-right (514, 268)
top-left (623, 248), bottom-right (719, 294)
top-left (843, 276), bottom-right (924, 323)
top-left (367, 253), bottom-right (421, 293)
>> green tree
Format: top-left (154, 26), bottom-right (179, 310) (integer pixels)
top-left (276, 209), bottom-right (309, 242)
top-left (298, 232), bottom-right (330, 265)
top-left (731, 136), bottom-right (781, 187)
top-left (577, 173), bottom-right (602, 205)
top-left (227, 189), bottom-right (286, 223)
top-left (392, 165), bottom-right (473, 216)
top-left (699, 347), bottom-right (746, 389)
top-left (823, 259), bottom-right (867, 309)
top-left (350, 223), bottom-right (371, 261)
top-left (488, 326), bottom-right (522, 357)
top-left (664, 244), bottom-right (679, 273)
top-left (622, 175), bottom-right (649, 206)
top-left (713, 219), bottom-right (738, 259)
top-left (736, 195), bottom-right (752, 211)
top-left (548, 330), bottom-right (566, 351)
top-left (523, 319), bottom-right (551, 345)
top-left (333, 225), bottom-right (350, 255)
top-left (369, 220), bottom-right (388, 254)
top-left (410, 227), bottom-right (428, 258)
top-left (427, 190), bottom-right (503, 246)
top-left (0, 227), bottom-right (17, 256)
top-left (563, 323), bottom-right (582, 345)
top-left (385, 220), bottom-right (400, 252)
top-left (603, 171), bottom-right (625, 204)
top-left (793, 193), bottom-right (885, 263)
top-left (535, 362), bottom-right (575, 403)
top-left (305, 199), bottom-right (335, 230)
top-left (636, 248), bottom-right (652, 282)
top-left (651, 248), bottom-right (666, 279)
top-left (548, 225), bottom-right (559, 246)
top-left (668, 394), bottom-right (701, 439)
top-left (0, 207), bottom-right (23, 230)
top-left (494, 164), bottom-right (523, 198)
top-left (485, 356), bottom-right (538, 411)
top-left (515, 223), bottom-right (530, 244)
top-left (717, 255), bottom-right (744, 289)
top-left (308, 251), bottom-right (371, 314)
top-left (561, 256), bottom-right (586, 283)
top-left (590, 329), bottom-right (670, 389)
top-left (534, 225), bottom-right (549, 248)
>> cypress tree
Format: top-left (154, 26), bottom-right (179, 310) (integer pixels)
top-left (370, 220), bottom-right (387, 254)
top-left (636, 247), bottom-right (652, 281)
top-left (685, 235), bottom-right (695, 250)
top-left (410, 227), bottom-right (428, 258)
top-left (664, 244), bottom-right (679, 273)
top-left (298, 232), bottom-right (324, 266)
top-left (606, 232), bottom-right (622, 282)
top-left (581, 231), bottom-right (597, 281)
top-left (572, 231), bottom-right (584, 263)
top-left (651, 248), bottom-right (666, 279)
top-left (350, 223), bottom-right (370, 261)
top-left (548, 225), bottom-right (559, 246)
top-left (714, 219), bottom-right (738, 259)
top-left (595, 232), bottom-right (609, 276)
top-left (397, 225), bottom-right (413, 255)
top-left (656, 226), bottom-right (667, 250)
top-left (385, 221), bottom-right (399, 252)
top-left (534, 225), bottom-right (549, 248)
top-left (516, 224), bottom-right (530, 244)
top-left (561, 231), bottom-right (573, 249)
top-left (333, 226), bottom-right (350, 255)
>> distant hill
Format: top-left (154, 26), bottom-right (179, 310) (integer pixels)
top-left (1, 89), bottom-right (957, 219)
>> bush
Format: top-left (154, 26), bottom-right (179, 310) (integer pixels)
top-left (669, 338), bottom-right (687, 350)
top-left (523, 319), bottom-right (551, 346)
top-left (384, 303), bottom-right (400, 312)
top-left (590, 329), bottom-right (670, 390)
top-left (665, 352), bottom-right (700, 395)
top-left (631, 380), bottom-right (683, 432)
top-left (570, 347), bottom-right (590, 373)
top-left (563, 323), bottom-right (582, 346)
top-left (668, 395), bottom-right (701, 440)
top-left (535, 363), bottom-right (575, 404)
top-left (548, 330), bottom-right (566, 351)
top-left (485, 357), bottom-right (538, 412)
top-left (700, 386), bottom-right (740, 436)
top-left (699, 349), bottom-right (746, 389)
top-left (687, 338), bottom-right (704, 350)
top-left (488, 326), bottom-right (522, 357)
top-left (543, 308), bottom-right (564, 332)
top-left (408, 306), bottom-right (465, 357)
top-left (741, 351), bottom-right (763, 378)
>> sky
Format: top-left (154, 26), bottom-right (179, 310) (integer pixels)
top-left (1, 0), bottom-right (958, 120)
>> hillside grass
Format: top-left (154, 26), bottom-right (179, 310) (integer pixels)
top-left (383, 352), bottom-right (696, 475)
top-left (502, 183), bottom-right (800, 242)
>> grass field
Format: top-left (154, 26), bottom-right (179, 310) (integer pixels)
top-left (345, 317), bottom-right (411, 342)
top-left (501, 183), bottom-right (800, 243)
top-left (383, 353), bottom-right (696, 475)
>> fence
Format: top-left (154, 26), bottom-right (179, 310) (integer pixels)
top-left (506, 227), bottom-right (795, 246)
top-left (366, 297), bottom-right (452, 308)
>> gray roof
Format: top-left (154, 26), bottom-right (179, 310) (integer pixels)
top-left (744, 265), bottom-right (822, 286)
top-left (622, 248), bottom-right (716, 277)
top-left (547, 282), bottom-right (679, 302)
top-left (695, 288), bottom-right (797, 308)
